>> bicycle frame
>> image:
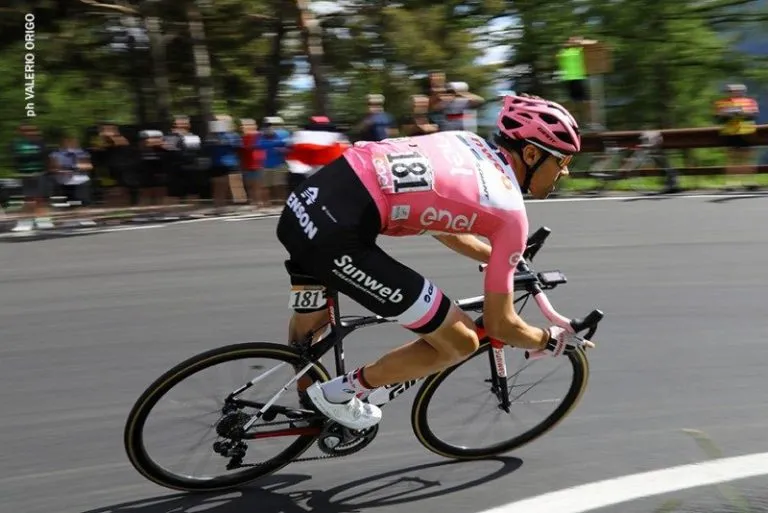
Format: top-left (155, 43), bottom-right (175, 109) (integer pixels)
top-left (238, 226), bottom-right (604, 432)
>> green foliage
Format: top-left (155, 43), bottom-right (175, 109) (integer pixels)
top-left (0, 0), bottom-right (764, 160)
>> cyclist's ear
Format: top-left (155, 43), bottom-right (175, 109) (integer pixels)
top-left (521, 144), bottom-right (541, 166)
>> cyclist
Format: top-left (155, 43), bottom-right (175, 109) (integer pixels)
top-left (276, 94), bottom-right (593, 431)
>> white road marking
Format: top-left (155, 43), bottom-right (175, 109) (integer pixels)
top-left (528, 192), bottom-right (765, 203)
top-left (3, 192), bottom-right (759, 238)
top-left (223, 213), bottom-right (281, 222)
top-left (99, 224), bottom-right (164, 233)
top-left (174, 217), bottom-right (221, 225)
top-left (479, 451), bottom-right (768, 513)
top-left (221, 192), bottom-right (763, 219)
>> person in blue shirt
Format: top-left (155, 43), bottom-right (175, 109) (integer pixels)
top-left (256, 116), bottom-right (291, 204)
top-left (206, 116), bottom-right (242, 210)
top-left (354, 94), bottom-right (398, 142)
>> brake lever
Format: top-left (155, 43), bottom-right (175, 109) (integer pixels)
top-left (570, 309), bottom-right (604, 339)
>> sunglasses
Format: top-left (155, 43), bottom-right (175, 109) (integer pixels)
top-left (527, 140), bottom-right (573, 169)
top-left (555, 154), bottom-right (573, 169)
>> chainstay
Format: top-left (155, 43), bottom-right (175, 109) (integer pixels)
top-left (232, 419), bottom-right (363, 464)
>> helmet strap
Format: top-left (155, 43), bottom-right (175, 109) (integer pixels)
top-left (491, 133), bottom-right (549, 194)
top-left (521, 153), bottom-right (548, 194)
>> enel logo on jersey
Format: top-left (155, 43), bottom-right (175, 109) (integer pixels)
top-left (419, 207), bottom-right (477, 232)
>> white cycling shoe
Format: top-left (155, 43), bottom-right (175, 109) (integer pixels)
top-left (306, 382), bottom-right (382, 430)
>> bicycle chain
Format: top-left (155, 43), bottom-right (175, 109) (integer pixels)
top-left (235, 419), bottom-right (367, 463)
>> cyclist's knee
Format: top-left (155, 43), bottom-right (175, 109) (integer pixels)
top-left (422, 306), bottom-right (480, 363)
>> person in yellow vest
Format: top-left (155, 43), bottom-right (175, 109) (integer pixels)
top-left (714, 83), bottom-right (760, 190)
top-left (557, 36), bottom-right (597, 128)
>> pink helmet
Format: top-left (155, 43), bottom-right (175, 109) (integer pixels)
top-left (495, 95), bottom-right (581, 155)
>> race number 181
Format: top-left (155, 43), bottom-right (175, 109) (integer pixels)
top-left (386, 152), bottom-right (434, 193)
top-left (288, 286), bottom-right (325, 310)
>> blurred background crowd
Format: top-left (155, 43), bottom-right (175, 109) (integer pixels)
top-left (1, 1), bottom-right (767, 231)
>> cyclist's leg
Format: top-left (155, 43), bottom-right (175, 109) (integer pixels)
top-left (362, 303), bottom-right (479, 388)
top-left (284, 260), bottom-right (329, 346)
top-left (275, 156), bottom-right (367, 393)
top-left (301, 244), bottom-right (480, 406)
top-left (283, 259), bottom-right (331, 392)
top-left (288, 311), bottom-right (327, 346)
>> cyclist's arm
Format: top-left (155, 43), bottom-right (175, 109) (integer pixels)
top-left (484, 291), bottom-right (549, 350)
top-left (482, 218), bottom-right (549, 351)
top-left (432, 233), bottom-right (491, 263)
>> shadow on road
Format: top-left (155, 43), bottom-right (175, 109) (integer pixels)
top-left (79, 457), bottom-right (523, 513)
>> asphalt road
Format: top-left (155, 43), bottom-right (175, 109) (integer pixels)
top-left (2, 194), bottom-right (768, 513)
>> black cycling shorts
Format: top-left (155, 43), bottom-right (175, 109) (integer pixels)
top-left (275, 157), bottom-right (453, 335)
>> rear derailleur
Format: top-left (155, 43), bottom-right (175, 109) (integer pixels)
top-left (213, 409), bottom-right (251, 469)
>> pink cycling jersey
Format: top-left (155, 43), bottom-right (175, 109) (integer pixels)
top-left (343, 130), bottom-right (529, 294)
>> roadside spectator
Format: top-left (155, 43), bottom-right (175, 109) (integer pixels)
top-left (89, 123), bottom-right (135, 207)
top-left (556, 36), bottom-right (598, 128)
top-left (205, 115), bottom-right (243, 211)
top-left (49, 134), bottom-right (93, 209)
top-left (714, 83), bottom-right (760, 190)
top-left (426, 71), bottom-right (448, 125)
top-left (239, 118), bottom-right (267, 209)
top-left (285, 115), bottom-right (350, 193)
top-left (431, 82), bottom-right (485, 132)
top-left (9, 123), bottom-right (53, 232)
top-left (256, 116), bottom-right (291, 204)
top-left (138, 129), bottom-right (169, 207)
top-left (401, 95), bottom-right (440, 137)
top-left (164, 115), bottom-right (203, 204)
top-left (354, 94), bottom-right (397, 141)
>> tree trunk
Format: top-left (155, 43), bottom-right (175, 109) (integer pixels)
top-left (186, 0), bottom-right (215, 136)
top-left (126, 35), bottom-right (148, 127)
top-left (295, 0), bottom-right (329, 116)
top-left (144, 15), bottom-right (172, 129)
top-left (264, 9), bottom-right (286, 117)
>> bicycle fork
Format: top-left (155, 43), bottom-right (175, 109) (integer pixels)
top-left (488, 339), bottom-right (512, 412)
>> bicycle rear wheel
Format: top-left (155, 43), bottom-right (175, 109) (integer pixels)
top-left (411, 340), bottom-right (589, 459)
top-left (124, 342), bottom-right (331, 492)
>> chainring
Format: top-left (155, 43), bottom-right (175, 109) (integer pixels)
top-left (316, 422), bottom-right (379, 457)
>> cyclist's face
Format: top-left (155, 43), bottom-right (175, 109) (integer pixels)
top-left (521, 145), bottom-right (571, 199)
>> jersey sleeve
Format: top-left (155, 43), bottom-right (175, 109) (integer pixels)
top-left (484, 212), bottom-right (528, 294)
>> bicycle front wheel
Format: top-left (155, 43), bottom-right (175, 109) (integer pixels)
top-left (124, 342), bottom-right (331, 492)
top-left (411, 340), bottom-right (589, 459)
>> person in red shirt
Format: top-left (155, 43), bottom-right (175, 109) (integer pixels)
top-left (285, 115), bottom-right (349, 193)
top-left (240, 118), bottom-right (268, 208)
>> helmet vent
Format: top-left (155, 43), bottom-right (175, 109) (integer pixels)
top-left (539, 113), bottom-right (559, 125)
top-left (502, 117), bottom-right (523, 130)
top-left (553, 130), bottom-right (573, 144)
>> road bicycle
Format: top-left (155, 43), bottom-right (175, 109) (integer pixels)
top-left (579, 131), bottom-right (679, 194)
top-left (123, 226), bottom-right (605, 492)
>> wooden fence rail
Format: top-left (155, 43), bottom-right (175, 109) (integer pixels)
top-left (580, 125), bottom-right (768, 152)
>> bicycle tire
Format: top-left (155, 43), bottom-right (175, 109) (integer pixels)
top-left (410, 339), bottom-right (589, 459)
top-left (123, 342), bottom-right (331, 492)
